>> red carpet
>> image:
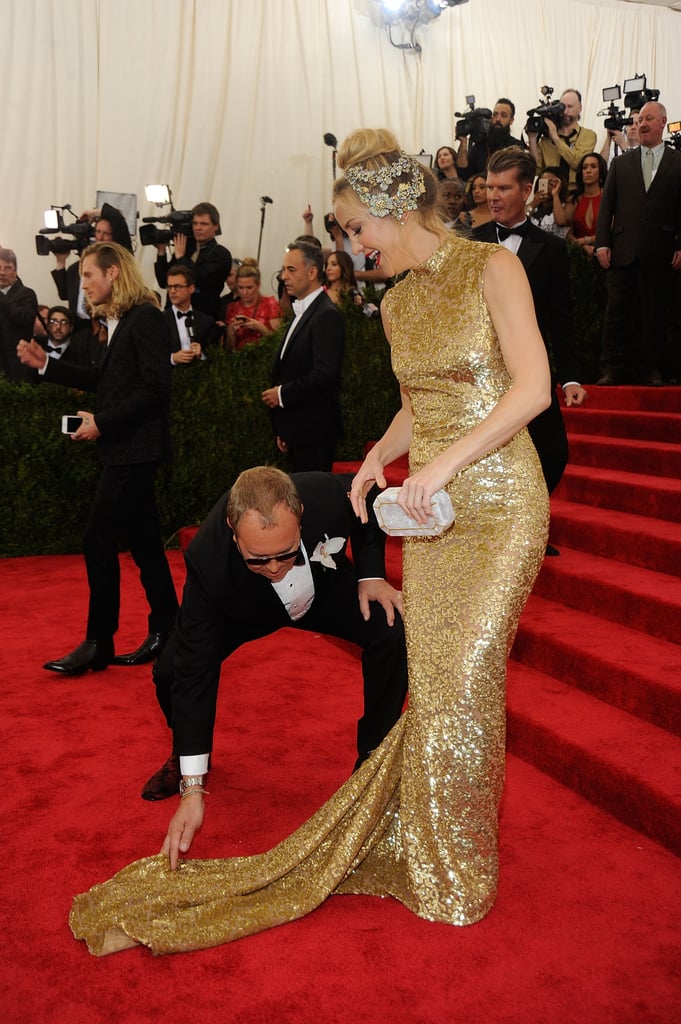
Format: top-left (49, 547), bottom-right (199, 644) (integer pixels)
top-left (2, 386), bottom-right (680, 1022)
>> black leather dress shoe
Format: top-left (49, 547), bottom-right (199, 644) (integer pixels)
top-left (141, 753), bottom-right (181, 801)
top-left (112, 632), bottom-right (168, 666)
top-left (596, 372), bottom-right (618, 386)
top-left (640, 371), bottom-right (663, 386)
top-left (43, 639), bottom-right (113, 675)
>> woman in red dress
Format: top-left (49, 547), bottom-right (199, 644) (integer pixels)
top-left (226, 258), bottom-right (283, 350)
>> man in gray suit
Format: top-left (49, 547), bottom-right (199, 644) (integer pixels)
top-left (595, 101), bottom-right (681, 385)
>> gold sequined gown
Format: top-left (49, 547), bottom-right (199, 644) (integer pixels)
top-left (70, 237), bottom-right (549, 956)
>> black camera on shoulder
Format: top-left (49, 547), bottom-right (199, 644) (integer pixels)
top-left (525, 86), bottom-right (565, 137)
top-left (667, 121), bottom-right (681, 152)
top-left (455, 95), bottom-right (492, 145)
top-left (35, 205), bottom-right (92, 256)
top-left (139, 209), bottom-right (193, 246)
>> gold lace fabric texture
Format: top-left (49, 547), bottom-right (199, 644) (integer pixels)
top-left (70, 236), bottom-right (549, 956)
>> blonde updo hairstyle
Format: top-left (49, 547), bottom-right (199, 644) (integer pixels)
top-left (333, 128), bottom-right (446, 239)
top-left (236, 257), bottom-right (261, 286)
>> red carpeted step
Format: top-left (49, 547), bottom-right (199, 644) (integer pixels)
top-left (513, 593), bottom-right (681, 736)
top-left (557, 464), bottom-right (681, 523)
top-left (506, 659), bottom-right (681, 857)
top-left (533, 546), bottom-right (681, 644)
top-left (577, 384), bottom-right (681, 412)
top-left (549, 498), bottom-right (681, 576)
top-left (563, 406), bottom-right (681, 442)
top-left (567, 433), bottom-right (681, 478)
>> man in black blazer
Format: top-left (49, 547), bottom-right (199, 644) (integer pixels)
top-left (474, 147), bottom-right (586, 496)
top-left (595, 101), bottom-right (681, 385)
top-left (163, 266), bottom-right (216, 365)
top-left (0, 248), bottom-right (39, 383)
top-left (147, 466), bottom-right (408, 867)
top-left (17, 242), bottom-right (179, 674)
top-left (262, 241), bottom-right (345, 471)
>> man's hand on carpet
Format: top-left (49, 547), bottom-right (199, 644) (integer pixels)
top-left (358, 579), bottom-right (403, 625)
top-left (161, 793), bottom-right (205, 871)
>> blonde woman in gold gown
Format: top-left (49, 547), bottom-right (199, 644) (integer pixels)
top-left (70, 129), bottom-right (550, 956)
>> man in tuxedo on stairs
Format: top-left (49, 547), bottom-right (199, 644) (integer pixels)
top-left (145, 466), bottom-right (408, 871)
top-left (473, 147), bottom-right (587, 504)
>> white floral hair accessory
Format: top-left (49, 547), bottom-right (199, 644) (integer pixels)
top-left (310, 534), bottom-right (345, 570)
top-left (344, 152), bottom-right (426, 219)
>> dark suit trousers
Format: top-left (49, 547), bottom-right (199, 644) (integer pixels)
top-left (154, 568), bottom-right (407, 760)
top-left (287, 440), bottom-right (337, 473)
top-left (602, 263), bottom-right (672, 376)
top-left (83, 464), bottom-right (178, 640)
top-left (527, 389), bottom-right (569, 495)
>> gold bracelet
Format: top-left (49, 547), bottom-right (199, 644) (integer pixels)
top-left (180, 787), bottom-right (209, 800)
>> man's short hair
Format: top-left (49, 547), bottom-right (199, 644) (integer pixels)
top-left (0, 248), bottom-right (17, 268)
top-left (486, 146), bottom-right (537, 186)
top-left (167, 266), bottom-right (196, 287)
top-left (561, 88), bottom-right (582, 103)
top-left (294, 234), bottom-right (323, 248)
top-left (496, 97), bottom-right (516, 117)
top-left (192, 202), bottom-right (221, 227)
top-left (227, 467), bottom-right (303, 531)
top-left (286, 240), bottom-right (324, 280)
top-left (48, 305), bottom-right (73, 327)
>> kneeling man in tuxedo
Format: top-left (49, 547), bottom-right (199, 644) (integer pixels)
top-left (146, 466), bottom-right (408, 867)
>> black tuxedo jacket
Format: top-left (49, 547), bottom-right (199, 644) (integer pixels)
top-left (170, 472), bottom-right (388, 754)
top-left (164, 305), bottom-right (216, 354)
top-left (473, 220), bottom-right (580, 385)
top-left (270, 291), bottom-right (345, 445)
top-left (43, 302), bottom-right (172, 465)
top-left (155, 239), bottom-right (232, 319)
top-left (595, 146), bottom-right (681, 267)
top-left (0, 277), bottom-right (39, 382)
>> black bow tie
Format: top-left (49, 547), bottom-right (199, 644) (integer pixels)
top-left (47, 344), bottom-right (63, 354)
top-left (496, 221), bottom-right (529, 241)
top-left (176, 309), bottom-right (193, 319)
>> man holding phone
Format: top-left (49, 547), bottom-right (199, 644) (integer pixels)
top-left (17, 242), bottom-right (179, 674)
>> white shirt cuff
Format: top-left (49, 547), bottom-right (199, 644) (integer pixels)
top-left (180, 754), bottom-right (209, 776)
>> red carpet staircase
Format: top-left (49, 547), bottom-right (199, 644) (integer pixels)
top-left (509, 386), bottom-right (681, 857)
top-left (338, 385), bottom-right (681, 858)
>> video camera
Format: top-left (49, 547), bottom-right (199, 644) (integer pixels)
top-left (35, 205), bottom-right (92, 256)
top-left (598, 75), bottom-right (660, 133)
top-left (667, 121), bottom-right (681, 152)
top-left (139, 209), bottom-right (193, 246)
top-left (525, 86), bottom-right (565, 137)
top-left (455, 96), bottom-right (493, 145)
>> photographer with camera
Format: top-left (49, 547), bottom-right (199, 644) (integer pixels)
top-left (601, 110), bottom-right (640, 166)
top-left (51, 203), bottom-right (132, 330)
top-left (154, 202), bottom-right (231, 320)
top-left (528, 88), bottom-right (597, 189)
top-left (456, 98), bottom-right (525, 181)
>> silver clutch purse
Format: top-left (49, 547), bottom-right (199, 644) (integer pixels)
top-left (373, 487), bottom-right (455, 537)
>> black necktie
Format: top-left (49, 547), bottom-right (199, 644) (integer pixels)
top-left (496, 221), bottom-right (529, 241)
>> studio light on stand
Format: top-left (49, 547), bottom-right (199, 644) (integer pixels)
top-left (324, 133), bottom-right (338, 179)
top-left (257, 195), bottom-right (273, 263)
top-left (144, 184), bottom-right (172, 208)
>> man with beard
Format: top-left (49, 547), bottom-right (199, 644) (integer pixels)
top-left (528, 88), bottom-right (597, 189)
top-left (456, 98), bottom-right (525, 181)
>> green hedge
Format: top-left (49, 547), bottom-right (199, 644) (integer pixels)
top-left (1, 258), bottom-right (678, 557)
top-left (0, 304), bottom-right (399, 556)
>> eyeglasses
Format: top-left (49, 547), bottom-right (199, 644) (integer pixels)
top-left (167, 284), bottom-right (190, 291)
top-left (242, 546), bottom-right (303, 568)
top-left (48, 318), bottom-right (70, 326)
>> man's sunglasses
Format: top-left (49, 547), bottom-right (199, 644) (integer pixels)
top-left (242, 546), bottom-right (303, 568)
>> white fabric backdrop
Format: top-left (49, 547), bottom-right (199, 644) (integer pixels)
top-left (2, 0), bottom-right (680, 305)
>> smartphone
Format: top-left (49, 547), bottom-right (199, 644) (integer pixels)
top-left (537, 179), bottom-right (549, 194)
top-left (61, 415), bottom-right (83, 434)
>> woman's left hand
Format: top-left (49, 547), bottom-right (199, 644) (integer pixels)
top-left (397, 454), bottom-right (456, 524)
